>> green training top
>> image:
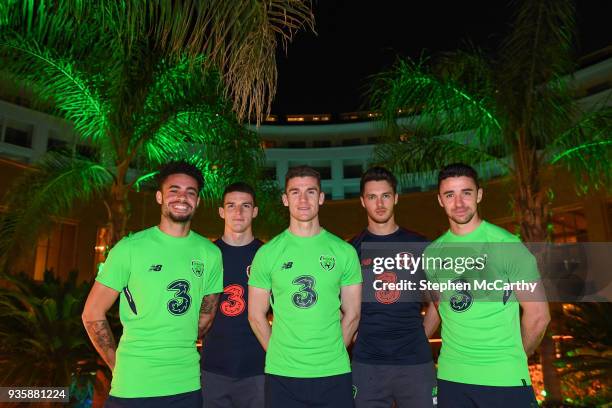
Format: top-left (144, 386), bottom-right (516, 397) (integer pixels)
top-left (424, 221), bottom-right (540, 386)
top-left (248, 228), bottom-right (362, 378)
top-left (96, 227), bottom-right (223, 397)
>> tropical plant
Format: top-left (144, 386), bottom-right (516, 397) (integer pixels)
top-left (0, 270), bottom-right (118, 405)
top-left (368, 0), bottom-right (611, 403)
top-left (557, 303), bottom-right (612, 406)
top-left (0, 0), bottom-right (314, 261)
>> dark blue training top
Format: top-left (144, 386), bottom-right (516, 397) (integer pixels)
top-left (350, 227), bottom-right (433, 365)
top-left (201, 238), bottom-right (265, 378)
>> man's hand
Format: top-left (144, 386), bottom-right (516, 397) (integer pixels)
top-left (198, 293), bottom-right (220, 339)
top-left (82, 282), bottom-right (120, 371)
top-left (516, 280), bottom-right (550, 356)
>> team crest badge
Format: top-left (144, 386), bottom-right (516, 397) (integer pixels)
top-left (191, 260), bottom-right (205, 277)
top-left (320, 255), bottom-right (336, 271)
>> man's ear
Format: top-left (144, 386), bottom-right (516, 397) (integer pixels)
top-left (360, 195), bottom-right (365, 209)
top-left (282, 193), bottom-right (289, 207)
top-left (477, 188), bottom-right (483, 204)
top-left (196, 196), bottom-right (201, 208)
top-left (156, 190), bottom-right (163, 205)
top-left (437, 194), bottom-right (444, 208)
top-left (394, 193), bottom-right (399, 205)
top-left (253, 206), bottom-right (259, 219)
top-left (218, 206), bottom-right (225, 220)
top-left (318, 191), bottom-right (325, 205)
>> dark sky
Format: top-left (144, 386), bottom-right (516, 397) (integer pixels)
top-left (271, 1), bottom-right (611, 115)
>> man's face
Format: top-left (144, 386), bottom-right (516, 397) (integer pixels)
top-left (282, 176), bottom-right (324, 222)
top-left (219, 191), bottom-right (258, 233)
top-left (437, 176), bottom-right (483, 225)
top-left (156, 173), bottom-right (200, 223)
top-left (360, 180), bottom-right (398, 224)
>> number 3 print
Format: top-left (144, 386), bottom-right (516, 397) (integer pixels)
top-left (220, 284), bottom-right (246, 316)
top-left (292, 275), bottom-right (318, 308)
top-left (166, 279), bottom-right (192, 315)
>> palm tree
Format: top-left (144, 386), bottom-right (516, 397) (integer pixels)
top-left (368, 0), bottom-right (611, 403)
top-left (0, 270), bottom-right (119, 406)
top-left (0, 1), bottom-right (314, 261)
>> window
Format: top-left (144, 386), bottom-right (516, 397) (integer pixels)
top-left (3, 120), bottom-right (33, 148)
top-left (34, 222), bottom-right (78, 280)
top-left (341, 138), bottom-right (361, 146)
top-left (76, 144), bottom-right (98, 159)
top-left (47, 138), bottom-right (68, 151)
top-left (287, 141), bottom-right (306, 148)
top-left (312, 166), bottom-right (331, 180)
top-left (312, 140), bottom-right (331, 148)
top-left (343, 164), bottom-right (363, 179)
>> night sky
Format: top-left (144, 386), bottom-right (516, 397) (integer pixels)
top-left (271, 1), bottom-right (611, 115)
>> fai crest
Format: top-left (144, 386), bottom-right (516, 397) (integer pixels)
top-left (191, 260), bottom-right (205, 277)
top-left (319, 255), bottom-right (336, 271)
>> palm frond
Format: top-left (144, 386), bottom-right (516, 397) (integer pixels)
top-left (0, 33), bottom-right (109, 143)
top-left (373, 134), bottom-right (510, 189)
top-left (549, 106), bottom-right (612, 192)
top-left (369, 57), bottom-right (502, 149)
top-left (0, 152), bottom-right (114, 265)
top-left (14, 0), bottom-right (315, 123)
top-left (499, 0), bottom-right (575, 126)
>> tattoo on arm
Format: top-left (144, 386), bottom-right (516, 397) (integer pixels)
top-left (86, 320), bottom-right (116, 351)
top-left (200, 293), bottom-right (220, 314)
top-left (84, 319), bottom-right (116, 369)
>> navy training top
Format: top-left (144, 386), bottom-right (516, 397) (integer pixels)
top-left (201, 238), bottom-right (265, 378)
top-left (350, 227), bottom-right (433, 365)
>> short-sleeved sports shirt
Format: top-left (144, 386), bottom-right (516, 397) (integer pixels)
top-left (425, 221), bottom-right (540, 386)
top-left (96, 226), bottom-right (223, 397)
top-left (201, 238), bottom-right (265, 378)
top-left (350, 227), bottom-right (433, 365)
top-left (248, 228), bottom-right (362, 378)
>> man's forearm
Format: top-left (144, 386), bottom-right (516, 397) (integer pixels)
top-left (198, 293), bottom-right (220, 338)
top-left (248, 314), bottom-right (271, 351)
top-left (521, 312), bottom-right (550, 356)
top-left (83, 319), bottom-right (116, 370)
top-left (422, 303), bottom-right (440, 338)
top-left (341, 312), bottom-right (360, 347)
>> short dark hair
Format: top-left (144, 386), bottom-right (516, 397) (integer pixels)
top-left (438, 163), bottom-right (480, 189)
top-left (285, 165), bottom-right (321, 190)
top-left (156, 160), bottom-right (204, 192)
top-left (222, 182), bottom-right (257, 206)
top-left (360, 166), bottom-right (398, 195)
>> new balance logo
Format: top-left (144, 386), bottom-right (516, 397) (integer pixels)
top-left (282, 262), bottom-right (293, 270)
top-left (149, 264), bottom-right (163, 272)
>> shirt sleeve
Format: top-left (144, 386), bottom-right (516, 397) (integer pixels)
top-left (95, 238), bottom-right (131, 292)
top-left (202, 244), bottom-right (224, 297)
top-left (248, 247), bottom-right (271, 290)
top-left (341, 246), bottom-right (363, 286)
top-left (504, 242), bottom-right (541, 283)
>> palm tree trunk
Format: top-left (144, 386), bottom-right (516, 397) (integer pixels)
top-left (514, 144), bottom-right (563, 404)
top-left (107, 182), bottom-right (130, 247)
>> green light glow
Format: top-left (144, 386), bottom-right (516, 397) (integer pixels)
top-left (551, 140), bottom-right (612, 163)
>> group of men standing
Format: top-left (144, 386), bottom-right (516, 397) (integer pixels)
top-left (82, 160), bottom-right (550, 408)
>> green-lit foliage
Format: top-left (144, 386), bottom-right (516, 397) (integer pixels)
top-left (557, 303), bottom-right (612, 405)
top-left (0, 1), bottom-right (301, 260)
top-left (369, 0), bottom-right (611, 237)
top-left (0, 271), bottom-right (114, 389)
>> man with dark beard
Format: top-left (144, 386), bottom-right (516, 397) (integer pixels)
top-left (82, 161), bottom-right (223, 408)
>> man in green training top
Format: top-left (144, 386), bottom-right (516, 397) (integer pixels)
top-left (248, 165), bottom-right (362, 408)
top-left (82, 161), bottom-right (223, 408)
top-left (425, 163), bottom-right (550, 408)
